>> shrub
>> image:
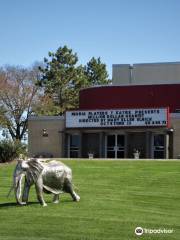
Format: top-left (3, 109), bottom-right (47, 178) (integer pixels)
top-left (0, 140), bottom-right (27, 163)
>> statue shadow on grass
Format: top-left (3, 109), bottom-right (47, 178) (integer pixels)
top-left (0, 199), bottom-right (74, 208)
top-left (0, 202), bottom-right (40, 208)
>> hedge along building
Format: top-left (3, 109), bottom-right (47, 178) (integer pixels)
top-left (28, 62), bottom-right (180, 159)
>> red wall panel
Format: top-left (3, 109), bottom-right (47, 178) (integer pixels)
top-left (79, 84), bottom-right (180, 113)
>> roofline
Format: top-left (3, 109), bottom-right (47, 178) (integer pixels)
top-left (28, 115), bottom-right (64, 121)
top-left (113, 61), bottom-right (180, 68)
top-left (80, 83), bottom-right (180, 91)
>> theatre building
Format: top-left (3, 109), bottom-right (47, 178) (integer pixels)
top-left (28, 62), bottom-right (180, 159)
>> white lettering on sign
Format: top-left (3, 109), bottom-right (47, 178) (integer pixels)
top-left (66, 108), bottom-right (168, 128)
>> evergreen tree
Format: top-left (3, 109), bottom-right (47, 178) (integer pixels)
top-left (85, 57), bottom-right (110, 86)
top-left (38, 46), bottom-right (88, 114)
top-left (38, 46), bottom-right (110, 115)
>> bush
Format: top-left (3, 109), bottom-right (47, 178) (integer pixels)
top-left (0, 140), bottom-right (27, 163)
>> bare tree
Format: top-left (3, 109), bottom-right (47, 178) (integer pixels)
top-left (0, 65), bottom-right (40, 141)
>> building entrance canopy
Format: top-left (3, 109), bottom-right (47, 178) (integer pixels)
top-left (65, 108), bottom-right (169, 159)
top-left (66, 108), bottom-right (169, 128)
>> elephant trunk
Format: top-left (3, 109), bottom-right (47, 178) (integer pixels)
top-left (14, 175), bottom-right (23, 204)
top-left (13, 165), bottom-right (25, 205)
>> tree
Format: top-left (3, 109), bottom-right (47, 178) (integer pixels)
top-left (38, 46), bottom-right (110, 115)
top-left (0, 65), bottom-right (40, 141)
top-left (85, 57), bottom-right (110, 86)
top-left (38, 46), bottom-right (88, 114)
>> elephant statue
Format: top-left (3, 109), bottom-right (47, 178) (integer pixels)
top-left (12, 158), bottom-right (80, 206)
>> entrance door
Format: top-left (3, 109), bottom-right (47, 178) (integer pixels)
top-left (82, 133), bottom-right (100, 158)
top-left (106, 134), bottom-right (125, 158)
top-left (153, 134), bottom-right (165, 159)
top-left (127, 132), bottom-right (146, 158)
top-left (69, 134), bottom-right (80, 158)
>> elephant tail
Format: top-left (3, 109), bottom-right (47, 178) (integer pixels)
top-left (7, 184), bottom-right (14, 198)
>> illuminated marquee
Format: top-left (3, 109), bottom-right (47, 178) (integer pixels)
top-left (66, 108), bottom-right (168, 128)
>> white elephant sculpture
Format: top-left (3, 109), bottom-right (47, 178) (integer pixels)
top-left (12, 158), bottom-right (80, 206)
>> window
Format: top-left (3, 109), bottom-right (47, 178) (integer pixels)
top-left (70, 135), bottom-right (80, 158)
top-left (153, 134), bottom-right (165, 159)
top-left (106, 134), bottom-right (125, 158)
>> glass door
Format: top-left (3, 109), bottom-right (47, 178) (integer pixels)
top-left (107, 135), bottom-right (116, 158)
top-left (117, 135), bottom-right (125, 158)
top-left (69, 134), bottom-right (80, 158)
top-left (106, 134), bottom-right (125, 158)
top-left (153, 134), bottom-right (165, 159)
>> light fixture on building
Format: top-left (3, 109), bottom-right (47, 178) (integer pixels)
top-left (166, 128), bottom-right (174, 133)
top-left (42, 128), bottom-right (48, 137)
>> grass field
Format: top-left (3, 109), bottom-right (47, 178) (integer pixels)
top-left (0, 160), bottom-right (180, 240)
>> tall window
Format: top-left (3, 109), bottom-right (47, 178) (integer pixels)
top-left (153, 134), bottom-right (165, 159)
top-left (70, 135), bottom-right (80, 158)
top-left (106, 134), bottom-right (125, 158)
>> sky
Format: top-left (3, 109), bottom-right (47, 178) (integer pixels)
top-left (0, 0), bottom-right (180, 78)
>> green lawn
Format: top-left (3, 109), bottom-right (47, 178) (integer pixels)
top-left (0, 160), bottom-right (180, 240)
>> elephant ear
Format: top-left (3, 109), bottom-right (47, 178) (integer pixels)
top-left (26, 158), bottom-right (44, 184)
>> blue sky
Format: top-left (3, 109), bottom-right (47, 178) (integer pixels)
top-left (0, 0), bottom-right (180, 77)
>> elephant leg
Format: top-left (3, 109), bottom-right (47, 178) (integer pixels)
top-left (35, 178), bottom-right (47, 207)
top-left (22, 180), bottom-right (30, 203)
top-left (64, 180), bottom-right (80, 202)
top-left (53, 194), bottom-right (59, 204)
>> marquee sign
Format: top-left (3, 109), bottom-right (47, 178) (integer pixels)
top-left (66, 108), bottom-right (169, 128)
